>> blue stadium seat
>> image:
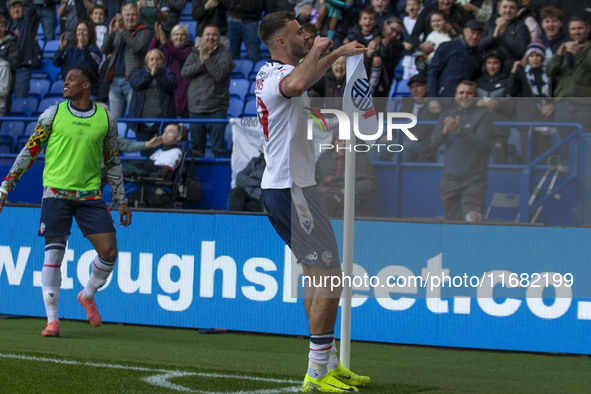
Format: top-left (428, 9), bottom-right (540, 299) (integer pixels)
top-left (29, 79), bottom-right (51, 100)
top-left (228, 97), bottom-right (244, 118)
top-left (15, 122), bottom-right (38, 151)
top-left (120, 150), bottom-right (141, 158)
top-left (229, 79), bottom-right (250, 100)
top-left (231, 59), bottom-right (254, 79)
top-left (180, 21), bottom-right (197, 39)
top-left (225, 122), bottom-right (233, 153)
top-left (260, 41), bottom-right (270, 59)
top-left (180, 1), bottom-right (192, 21)
top-left (40, 59), bottom-right (61, 82)
top-left (25, 121), bottom-right (38, 136)
top-left (242, 98), bottom-right (257, 117)
top-left (249, 59), bottom-right (267, 80)
top-left (11, 98), bottom-right (38, 117)
top-left (36, 97), bottom-right (64, 115)
top-left (395, 79), bottom-right (411, 97)
top-left (117, 122), bottom-right (128, 137)
top-left (43, 40), bottom-right (60, 58)
top-left (48, 79), bottom-right (64, 97)
top-left (394, 65), bottom-right (404, 80)
top-left (127, 128), bottom-right (136, 139)
top-left (15, 135), bottom-right (29, 152)
top-left (0, 121), bottom-right (25, 142)
top-left (240, 42), bottom-right (247, 59)
top-left (0, 135), bottom-right (13, 153)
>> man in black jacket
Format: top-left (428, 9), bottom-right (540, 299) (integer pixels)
top-left (430, 80), bottom-right (494, 222)
top-left (192, 0), bottom-right (228, 46)
top-left (478, 0), bottom-right (530, 71)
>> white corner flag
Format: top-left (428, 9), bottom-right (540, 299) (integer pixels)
top-left (340, 54), bottom-right (378, 368)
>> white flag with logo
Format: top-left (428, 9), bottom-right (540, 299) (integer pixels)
top-left (342, 54), bottom-right (379, 141)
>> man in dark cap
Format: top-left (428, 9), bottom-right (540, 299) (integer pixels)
top-left (427, 19), bottom-right (484, 113)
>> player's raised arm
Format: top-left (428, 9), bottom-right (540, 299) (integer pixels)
top-left (258, 10), bottom-right (366, 98)
top-left (281, 39), bottom-right (366, 97)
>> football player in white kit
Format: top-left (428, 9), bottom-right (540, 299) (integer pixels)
top-left (256, 11), bottom-right (370, 393)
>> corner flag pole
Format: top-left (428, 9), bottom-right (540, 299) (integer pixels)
top-left (340, 138), bottom-right (356, 369)
top-left (340, 53), bottom-right (367, 369)
top-left (340, 53), bottom-right (378, 368)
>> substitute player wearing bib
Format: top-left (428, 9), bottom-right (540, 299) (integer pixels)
top-left (0, 68), bottom-right (131, 337)
top-left (256, 11), bottom-right (370, 393)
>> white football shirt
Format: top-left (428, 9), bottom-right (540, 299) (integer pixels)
top-left (255, 60), bottom-right (316, 189)
top-left (150, 147), bottom-right (182, 171)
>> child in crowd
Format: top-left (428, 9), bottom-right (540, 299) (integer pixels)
top-left (421, 11), bottom-right (456, 64)
top-left (508, 40), bottom-right (554, 161)
top-left (401, 0), bottom-right (422, 79)
top-left (316, 0), bottom-right (354, 40)
top-left (345, 7), bottom-right (382, 93)
top-left (90, 5), bottom-right (107, 49)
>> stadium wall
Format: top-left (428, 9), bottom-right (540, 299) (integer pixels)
top-left (1, 207), bottom-right (590, 355)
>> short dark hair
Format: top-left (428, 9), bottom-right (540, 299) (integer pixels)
top-left (72, 67), bottom-right (97, 89)
top-left (202, 24), bottom-right (220, 34)
top-left (498, 0), bottom-right (519, 6)
top-left (258, 11), bottom-right (296, 48)
top-left (540, 6), bottom-right (562, 22)
top-left (457, 80), bottom-right (478, 90)
top-left (91, 4), bottom-right (105, 13)
top-left (359, 7), bottom-right (377, 19)
top-left (569, 15), bottom-right (589, 27)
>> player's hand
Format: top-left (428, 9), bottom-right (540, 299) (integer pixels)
top-left (312, 36), bottom-right (334, 54)
top-left (337, 41), bottom-right (367, 57)
top-left (119, 203), bottom-right (132, 227)
top-left (0, 190), bottom-right (7, 213)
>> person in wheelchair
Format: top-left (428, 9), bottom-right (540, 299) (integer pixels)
top-left (124, 123), bottom-right (184, 181)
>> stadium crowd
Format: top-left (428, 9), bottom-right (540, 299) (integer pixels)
top-left (1, 0), bottom-right (591, 215)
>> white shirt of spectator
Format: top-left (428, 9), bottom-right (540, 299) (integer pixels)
top-left (255, 60), bottom-right (316, 189)
top-left (150, 147), bottom-right (182, 171)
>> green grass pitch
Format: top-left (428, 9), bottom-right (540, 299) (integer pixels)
top-left (0, 317), bottom-right (589, 393)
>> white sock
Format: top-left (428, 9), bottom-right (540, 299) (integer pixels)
top-left (83, 255), bottom-right (115, 299)
top-left (328, 339), bottom-right (339, 370)
top-left (369, 66), bottom-right (382, 93)
top-left (42, 239), bottom-right (66, 323)
top-left (307, 332), bottom-right (333, 379)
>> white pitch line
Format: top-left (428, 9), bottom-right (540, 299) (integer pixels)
top-left (0, 353), bottom-right (301, 394)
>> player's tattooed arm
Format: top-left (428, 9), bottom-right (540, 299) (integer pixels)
top-left (103, 112), bottom-right (128, 205)
top-left (1, 107), bottom-right (56, 192)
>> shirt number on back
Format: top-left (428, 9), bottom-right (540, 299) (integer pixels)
top-left (256, 96), bottom-right (269, 141)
